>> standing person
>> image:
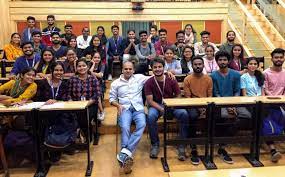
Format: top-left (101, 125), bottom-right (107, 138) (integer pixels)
top-left (83, 35), bottom-right (106, 63)
top-left (34, 48), bottom-right (56, 78)
top-left (164, 47), bottom-right (182, 75)
top-left (10, 42), bottom-right (41, 78)
top-left (194, 31), bottom-right (219, 57)
top-left (229, 44), bottom-right (247, 74)
top-left (145, 58), bottom-right (189, 159)
top-left (0, 67), bottom-right (37, 106)
top-left (181, 46), bottom-right (194, 74)
top-left (21, 16), bottom-right (40, 43)
top-left (89, 52), bottom-right (106, 121)
top-left (183, 56), bottom-right (213, 164)
top-left (147, 25), bottom-right (159, 44)
top-left (203, 45), bottom-right (219, 74)
top-left (173, 30), bottom-right (186, 60)
top-left (107, 25), bottom-right (124, 80)
top-left (122, 29), bottom-right (140, 64)
top-left (60, 24), bottom-right (76, 46)
top-left (3, 33), bottom-right (23, 61)
top-left (109, 61), bottom-right (148, 174)
top-left (32, 31), bottom-right (46, 56)
top-left (135, 30), bottom-right (156, 75)
top-left (220, 30), bottom-right (236, 56)
top-left (184, 24), bottom-right (197, 47)
top-left (211, 51), bottom-right (251, 164)
top-left (263, 48), bottom-right (285, 163)
top-left (42, 15), bottom-right (61, 47)
top-left (96, 26), bottom-right (108, 47)
top-left (154, 28), bottom-right (174, 59)
top-left (49, 32), bottom-right (68, 60)
top-left (77, 27), bottom-right (92, 52)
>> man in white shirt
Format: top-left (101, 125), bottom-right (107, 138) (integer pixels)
top-left (194, 31), bottom-right (219, 57)
top-left (109, 61), bottom-right (148, 174)
top-left (76, 27), bottom-right (92, 51)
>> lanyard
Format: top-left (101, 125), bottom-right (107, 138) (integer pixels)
top-left (208, 60), bottom-right (214, 73)
top-left (50, 80), bottom-right (62, 99)
top-left (25, 56), bottom-right (35, 68)
top-left (113, 37), bottom-right (119, 54)
top-left (233, 59), bottom-right (241, 70)
top-left (154, 75), bottom-right (166, 104)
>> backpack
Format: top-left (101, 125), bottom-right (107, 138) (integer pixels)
top-left (44, 113), bottom-right (78, 148)
top-left (262, 109), bottom-right (284, 135)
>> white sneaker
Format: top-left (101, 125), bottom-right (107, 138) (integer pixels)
top-left (108, 74), bottom-right (113, 81)
top-left (98, 112), bottom-right (105, 121)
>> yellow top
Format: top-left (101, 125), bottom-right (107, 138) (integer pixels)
top-left (3, 43), bottom-right (23, 61)
top-left (0, 80), bottom-right (37, 104)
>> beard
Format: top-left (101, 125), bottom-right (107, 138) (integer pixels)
top-left (193, 68), bottom-right (202, 73)
top-left (228, 38), bottom-right (235, 42)
top-left (24, 51), bottom-right (34, 57)
top-left (219, 64), bottom-right (228, 69)
top-left (273, 61), bottom-right (284, 67)
top-left (154, 71), bottom-right (164, 77)
top-left (52, 40), bottom-right (61, 44)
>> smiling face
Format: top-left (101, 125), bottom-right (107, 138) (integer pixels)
top-left (97, 27), bottom-right (104, 36)
top-left (52, 64), bottom-right (64, 80)
top-left (217, 56), bottom-right (229, 69)
top-left (201, 34), bottom-right (210, 44)
top-left (22, 70), bottom-right (36, 84)
top-left (27, 19), bottom-right (35, 28)
top-left (92, 52), bottom-right (101, 64)
top-left (185, 25), bottom-right (192, 35)
top-left (47, 17), bottom-right (55, 26)
top-left (92, 36), bottom-right (101, 47)
top-left (32, 34), bottom-right (41, 43)
top-left (183, 47), bottom-right (193, 61)
top-left (11, 34), bottom-right (21, 45)
top-left (152, 62), bottom-right (164, 77)
top-left (65, 26), bottom-right (73, 34)
top-left (66, 49), bottom-right (76, 62)
top-left (128, 31), bottom-right (136, 39)
top-left (205, 46), bottom-right (214, 59)
top-left (122, 62), bottom-right (134, 80)
top-left (112, 27), bottom-right (119, 36)
top-left (272, 53), bottom-right (285, 67)
top-left (140, 33), bottom-right (148, 42)
top-left (233, 45), bottom-right (242, 58)
top-left (164, 49), bottom-right (174, 62)
top-left (159, 31), bottom-right (167, 42)
top-left (69, 38), bottom-right (77, 48)
top-left (177, 33), bottom-right (185, 43)
top-left (247, 59), bottom-right (258, 73)
top-left (76, 61), bottom-right (88, 75)
top-left (42, 50), bottom-right (53, 63)
top-left (150, 27), bottom-right (157, 36)
top-left (227, 31), bottom-right (236, 42)
top-left (23, 44), bottom-right (34, 57)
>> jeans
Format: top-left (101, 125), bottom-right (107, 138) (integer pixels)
top-left (147, 106), bottom-right (189, 146)
top-left (119, 105), bottom-right (146, 155)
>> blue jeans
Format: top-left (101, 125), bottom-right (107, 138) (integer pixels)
top-left (147, 106), bottom-right (189, 146)
top-left (119, 105), bottom-right (146, 154)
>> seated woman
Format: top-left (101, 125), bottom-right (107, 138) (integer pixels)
top-left (180, 46), bottom-right (194, 74)
top-left (82, 35), bottom-right (106, 64)
top-left (63, 48), bottom-right (77, 78)
top-left (229, 44), bottom-right (247, 75)
top-left (3, 33), bottom-right (23, 61)
top-left (67, 36), bottom-right (83, 59)
top-left (0, 67), bottom-right (37, 106)
top-left (89, 52), bottom-right (106, 121)
top-left (163, 47), bottom-right (182, 75)
top-left (203, 45), bottom-right (219, 74)
top-left (67, 58), bottom-right (101, 143)
top-left (34, 49), bottom-right (56, 79)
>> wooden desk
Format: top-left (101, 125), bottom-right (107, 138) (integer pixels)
top-left (164, 98), bottom-right (210, 107)
top-left (169, 166), bottom-right (285, 177)
top-left (257, 96), bottom-right (285, 104)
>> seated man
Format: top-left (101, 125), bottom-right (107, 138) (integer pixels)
top-left (194, 31), bottom-right (219, 57)
top-left (109, 61), bottom-right (148, 174)
top-left (211, 51), bottom-right (251, 164)
top-left (183, 56), bottom-right (213, 164)
top-left (145, 58), bottom-right (189, 159)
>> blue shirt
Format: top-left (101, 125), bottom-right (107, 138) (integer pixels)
top-left (11, 54), bottom-right (41, 75)
top-left (241, 73), bottom-right (262, 96)
top-left (49, 46), bottom-right (68, 60)
top-left (211, 69), bottom-right (241, 97)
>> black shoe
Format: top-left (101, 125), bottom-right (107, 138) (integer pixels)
top-left (271, 149), bottom-right (282, 163)
top-left (190, 150), bottom-right (200, 165)
top-left (218, 148), bottom-right (233, 164)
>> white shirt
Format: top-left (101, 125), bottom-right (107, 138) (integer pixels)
top-left (109, 74), bottom-right (149, 111)
top-left (194, 42), bottom-right (219, 56)
top-left (76, 35), bottom-right (92, 49)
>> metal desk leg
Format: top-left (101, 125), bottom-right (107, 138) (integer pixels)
top-left (201, 103), bottom-right (217, 170)
top-left (93, 110), bottom-right (100, 145)
top-left (0, 133), bottom-right (9, 177)
top-left (244, 102), bottom-right (263, 167)
top-left (161, 106), bottom-right (170, 172)
top-left (85, 107), bottom-right (94, 177)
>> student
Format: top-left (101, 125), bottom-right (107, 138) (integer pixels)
top-left (147, 25), bottom-right (159, 44)
top-left (67, 36), bottom-right (83, 58)
top-left (122, 29), bottom-right (140, 63)
top-left (63, 48), bottom-right (77, 77)
top-left (135, 30), bottom-right (156, 75)
top-left (145, 58), bottom-right (189, 159)
top-left (0, 67), bottom-right (37, 106)
top-left (194, 31), bottom-right (219, 57)
top-left (96, 26), bottom-right (108, 47)
top-left (263, 48), bottom-right (285, 163)
top-left (83, 35), bottom-right (106, 63)
top-left (32, 31), bottom-right (46, 56)
top-left (34, 49), bottom-right (56, 78)
top-left (60, 24), bottom-right (76, 46)
top-left (183, 56), bottom-right (213, 164)
top-left (211, 51), bottom-right (251, 164)
top-left (184, 24), bottom-right (197, 47)
top-left (180, 46), bottom-right (194, 74)
top-left (89, 52), bottom-right (106, 121)
top-left (21, 16), bottom-right (40, 43)
top-left (154, 28), bottom-right (174, 59)
top-left (229, 44), bottom-right (247, 74)
top-left (164, 47), bottom-right (182, 75)
top-left (49, 32), bottom-right (68, 60)
top-left (220, 30), bottom-right (236, 56)
top-left (173, 30), bottom-right (186, 60)
top-left (3, 33), bottom-right (23, 61)
top-left (10, 42), bottom-right (41, 78)
top-left (42, 15), bottom-right (61, 47)
top-left (241, 57), bottom-right (264, 96)
top-left (203, 45), bottom-right (219, 74)
top-left (77, 27), bottom-right (92, 52)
